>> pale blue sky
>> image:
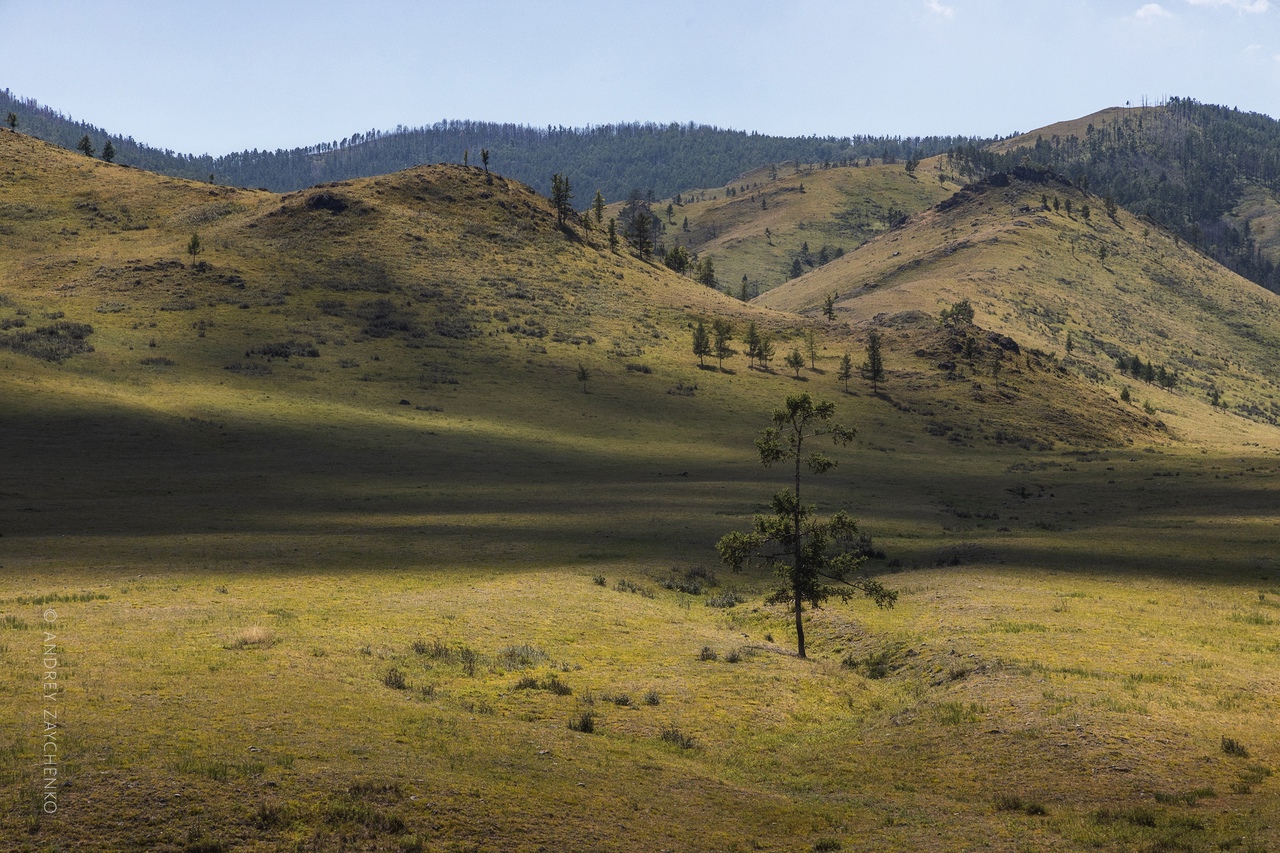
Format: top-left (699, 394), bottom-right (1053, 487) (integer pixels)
top-left (1, 0), bottom-right (1277, 155)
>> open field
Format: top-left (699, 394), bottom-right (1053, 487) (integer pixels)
top-left (2, 129), bottom-right (1280, 851)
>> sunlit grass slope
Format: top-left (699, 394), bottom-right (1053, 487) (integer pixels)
top-left (758, 165), bottom-right (1280, 439)
top-left (2, 129), bottom-right (1280, 851)
top-left (607, 159), bottom-right (956, 297)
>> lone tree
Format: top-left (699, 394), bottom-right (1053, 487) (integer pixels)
top-left (860, 330), bottom-right (885, 393)
top-left (823, 293), bottom-right (837, 321)
top-left (939, 298), bottom-right (974, 327)
top-left (593, 189), bottom-right (605, 224)
top-left (576, 363), bottom-right (590, 393)
top-left (187, 233), bottom-right (202, 259)
top-left (717, 394), bottom-right (896, 659)
top-left (5, 112), bottom-right (17, 130)
top-left (76, 135), bottom-right (94, 157)
top-left (101, 139), bottom-right (116, 163)
top-left (607, 218), bottom-right (619, 252)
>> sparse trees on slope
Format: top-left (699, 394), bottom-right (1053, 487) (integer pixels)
top-left (717, 394), bottom-right (896, 659)
top-left (607, 218), bottom-right (619, 252)
top-left (696, 257), bottom-right (717, 287)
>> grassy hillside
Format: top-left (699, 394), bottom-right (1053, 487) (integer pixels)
top-left (758, 165), bottom-right (1280, 436)
top-left (3, 129), bottom-right (1280, 852)
top-left (611, 159), bottom-right (956, 298)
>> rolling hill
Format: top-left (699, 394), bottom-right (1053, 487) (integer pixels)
top-left (4, 127), bottom-right (1280, 852)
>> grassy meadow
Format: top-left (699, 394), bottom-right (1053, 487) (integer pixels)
top-left (2, 128), bottom-right (1280, 851)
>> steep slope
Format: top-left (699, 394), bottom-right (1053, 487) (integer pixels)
top-left (976, 99), bottom-right (1280, 292)
top-left (757, 166), bottom-right (1280, 435)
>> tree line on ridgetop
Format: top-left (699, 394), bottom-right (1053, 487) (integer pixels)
top-left (0, 89), bottom-right (980, 201)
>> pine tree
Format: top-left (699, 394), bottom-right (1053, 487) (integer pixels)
top-left (101, 139), bottom-right (116, 163)
top-left (76, 135), bottom-right (94, 157)
top-left (786, 348), bottom-right (805, 377)
top-left (712, 319), bottom-right (734, 369)
top-left (860, 331), bottom-right (885, 393)
top-left (593, 190), bottom-right (605, 223)
top-left (551, 173), bottom-right (573, 227)
top-left (692, 321), bottom-right (711, 367)
top-left (744, 321), bottom-right (761, 367)
top-left (837, 353), bottom-right (853, 392)
top-left (5, 112), bottom-right (17, 131)
top-left (716, 394), bottom-right (896, 659)
top-left (607, 218), bottom-right (619, 252)
top-left (823, 293), bottom-right (836, 321)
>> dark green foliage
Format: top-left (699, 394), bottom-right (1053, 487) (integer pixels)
top-left (568, 711), bottom-right (595, 733)
top-left (692, 320), bottom-right (711, 366)
top-left (4, 111), bottom-right (15, 130)
top-left (695, 257), bottom-right (716, 287)
top-left (837, 353), bottom-right (853, 392)
top-left (744, 321), bottom-right (761, 367)
top-left (823, 293), bottom-right (837, 321)
top-left (593, 189), bottom-right (605, 223)
top-left (939, 299), bottom-right (974, 327)
top-left (550, 172), bottom-right (573, 227)
top-left (607, 218), bottom-right (618, 252)
top-left (947, 97), bottom-right (1280, 291)
top-left (660, 727), bottom-right (696, 749)
top-left (860, 331), bottom-right (885, 393)
top-left (1222, 736), bottom-right (1250, 758)
top-left (712, 319), bottom-right (734, 369)
top-left (187, 233), bottom-right (201, 258)
top-left (716, 394), bottom-right (896, 658)
top-left (664, 245), bottom-right (691, 274)
top-left (101, 139), bottom-right (115, 163)
top-left (75, 134), bottom-right (93, 157)
top-left (785, 348), bottom-right (805, 377)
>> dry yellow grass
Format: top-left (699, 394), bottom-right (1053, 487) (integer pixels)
top-left (1, 128), bottom-right (1279, 851)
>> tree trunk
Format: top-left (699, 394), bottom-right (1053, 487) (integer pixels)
top-left (794, 591), bottom-right (806, 659)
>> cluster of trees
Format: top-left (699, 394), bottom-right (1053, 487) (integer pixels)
top-left (1115, 354), bottom-right (1178, 390)
top-left (788, 242), bottom-right (844, 279)
top-left (945, 97), bottom-right (1280, 293)
top-left (0, 89), bottom-right (988, 201)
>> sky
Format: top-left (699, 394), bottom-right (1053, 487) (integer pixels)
top-left (1, 0), bottom-right (1278, 156)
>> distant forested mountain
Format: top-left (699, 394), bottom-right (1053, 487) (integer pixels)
top-left (0, 88), bottom-right (986, 204)
top-left (951, 98), bottom-right (1280, 292)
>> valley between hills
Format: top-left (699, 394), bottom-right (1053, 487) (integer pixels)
top-left (2, 107), bottom-right (1280, 852)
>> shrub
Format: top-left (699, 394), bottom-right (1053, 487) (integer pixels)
top-left (725, 649), bottom-right (742, 664)
top-left (813, 840), bottom-right (843, 853)
top-left (226, 626), bottom-right (274, 649)
top-left (592, 574), bottom-right (606, 586)
top-left (383, 667), bottom-right (407, 690)
top-left (568, 711), bottom-right (595, 733)
top-left (697, 646), bottom-right (718, 661)
top-left (611, 693), bottom-right (632, 707)
top-left (660, 727), bottom-right (696, 749)
top-left (643, 690), bottom-right (660, 706)
top-left (705, 590), bottom-right (746, 608)
top-left (1222, 736), bottom-right (1250, 758)
top-left (498, 644), bottom-right (548, 670)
